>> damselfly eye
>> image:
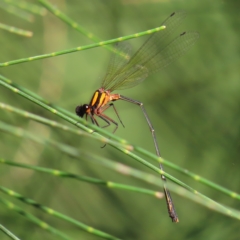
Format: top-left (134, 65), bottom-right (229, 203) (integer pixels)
top-left (75, 104), bottom-right (88, 118)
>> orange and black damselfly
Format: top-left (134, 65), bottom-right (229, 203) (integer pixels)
top-left (76, 11), bottom-right (199, 222)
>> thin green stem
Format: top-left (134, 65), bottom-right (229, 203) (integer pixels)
top-left (3, 0), bottom-right (47, 16)
top-left (0, 25), bottom-right (165, 67)
top-left (38, 0), bottom-right (117, 53)
top-left (0, 22), bottom-right (32, 37)
top-left (0, 1), bottom-right (34, 22)
top-left (0, 198), bottom-right (71, 240)
top-left (0, 159), bottom-right (161, 198)
top-left (0, 186), bottom-right (121, 240)
top-left (38, 0), bottom-right (106, 42)
top-left (0, 224), bottom-right (21, 240)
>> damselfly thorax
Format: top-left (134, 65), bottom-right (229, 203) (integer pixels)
top-left (86, 88), bottom-right (120, 113)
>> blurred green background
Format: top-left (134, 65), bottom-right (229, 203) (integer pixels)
top-left (1, 0), bottom-right (240, 239)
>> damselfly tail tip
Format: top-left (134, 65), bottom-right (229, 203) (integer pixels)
top-left (172, 216), bottom-right (179, 223)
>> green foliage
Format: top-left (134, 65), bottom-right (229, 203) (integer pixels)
top-left (0, 0), bottom-right (240, 239)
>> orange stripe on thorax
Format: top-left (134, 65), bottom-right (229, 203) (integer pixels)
top-left (90, 91), bottom-right (99, 106)
top-left (88, 89), bottom-right (120, 113)
top-left (89, 90), bottom-right (109, 109)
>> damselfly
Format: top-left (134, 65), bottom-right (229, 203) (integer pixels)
top-left (76, 11), bottom-right (199, 222)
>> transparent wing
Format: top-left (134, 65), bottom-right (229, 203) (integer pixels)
top-left (110, 31), bottom-right (199, 91)
top-left (125, 11), bottom-right (187, 70)
top-left (101, 11), bottom-right (199, 92)
top-left (101, 42), bottom-right (132, 89)
top-left (103, 62), bottom-right (149, 91)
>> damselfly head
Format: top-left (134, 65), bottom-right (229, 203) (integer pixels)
top-left (76, 104), bottom-right (89, 118)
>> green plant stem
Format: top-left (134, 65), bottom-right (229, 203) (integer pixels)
top-left (0, 1), bottom-right (34, 22)
top-left (3, 0), bottom-right (47, 15)
top-left (0, 25), bottom-right (165, 67)
top-left (0, 160), bottom-right (161, 198)
top-left (0, 198), bottom-right (71, 240)
top-left (0, 187), bottom-right (121, 240)
top-left (38, 0), bottom-right (107, 43)
top-left (0, 22), bottom-right (32, 37)
top-left (0, 224), bottom-right (21, 240)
